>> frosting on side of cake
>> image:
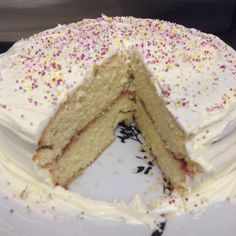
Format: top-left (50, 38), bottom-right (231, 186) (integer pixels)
top-left (0, 147), bottom-right (235, 228)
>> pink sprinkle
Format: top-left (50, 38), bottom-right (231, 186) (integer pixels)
top-left (81, 54), bottom-right (85, 60)
top-left (9, 209), bottom-right (14, 214)
top-left (56, 79), bottom-right (62, 85)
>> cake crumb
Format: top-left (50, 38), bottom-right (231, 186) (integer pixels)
top-left (26, 205), bottom-right (32, 213)
top-left (19, 186), bottom-right (28, 200)
top-left (117, 158), bottom-right (124, 164)
top-left (112, 170), bottom-right (119, 175)
top-left (165, 212), bottom-right (176, 221)
top-left (147, 183), bottom-right (159, 194)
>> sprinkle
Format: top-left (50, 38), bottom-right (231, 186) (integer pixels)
top-left (1, 16), bottom-right (236, 138)
top-left (9, 209), bottom-right (14, 214)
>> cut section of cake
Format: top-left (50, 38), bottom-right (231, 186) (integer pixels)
top-left (51, 92), bottom-right (135, 186)
top-left (35, 53), bottom-right (132, 168)
top-left (0, 16), bottom-right (236, 191)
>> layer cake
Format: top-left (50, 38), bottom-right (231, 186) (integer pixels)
top-left (0, 16), bottom-right (236, 191)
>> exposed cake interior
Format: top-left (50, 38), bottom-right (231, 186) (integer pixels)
top-left (33, 51), bottom-right (200, 189)
top-left (52, 93), bottom-right (134, 186)
top-left (35, 54), bottom-right (131, 166)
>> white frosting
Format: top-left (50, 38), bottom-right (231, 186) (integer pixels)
top-left (0, 17), bottom-right (236, 227)
top-left (0, 16), bottom-right (236, 220)
top-left (0, 149), bottom-right (235, 228)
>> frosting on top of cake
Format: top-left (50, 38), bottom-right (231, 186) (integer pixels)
top-left (0, 16), bottom-right (236, 175)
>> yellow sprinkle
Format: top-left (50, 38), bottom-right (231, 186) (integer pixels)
top-left (27, 85), bottom-right (32, 91)
top-left (175, 102), bottom-right (181, 108)
top-left (107, 17), bottom-right (112, 23)
top-left (172, 26), bottom-right (178, 35)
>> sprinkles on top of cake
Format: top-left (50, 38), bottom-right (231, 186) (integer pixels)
top-left (0, 16), bottom-right (236, 135)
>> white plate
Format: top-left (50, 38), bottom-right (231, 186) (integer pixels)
top-left (0, 123), bottom-right (236, 236)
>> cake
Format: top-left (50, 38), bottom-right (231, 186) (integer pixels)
top-left (1, 15), bottom-right (236, 192)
